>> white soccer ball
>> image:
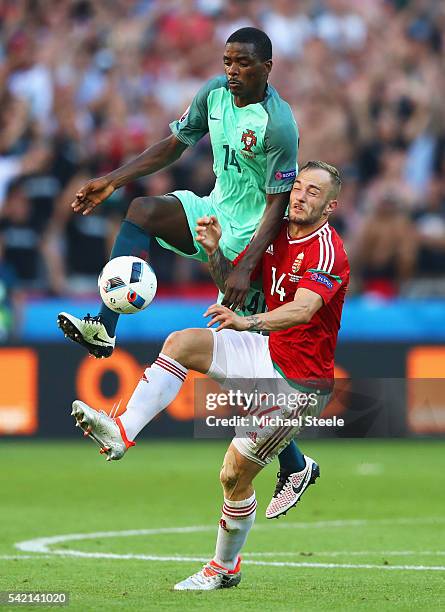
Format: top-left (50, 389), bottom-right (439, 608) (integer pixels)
top-left (98, 256), bottom-right (157, 314)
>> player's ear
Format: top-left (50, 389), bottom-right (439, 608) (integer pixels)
top-left (264, 60), bottom-right (272, 76)
top-left (325, 199), bottom-right (338, 216)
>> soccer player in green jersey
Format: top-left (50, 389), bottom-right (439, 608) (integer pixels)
top-left (58, 27), bottom-right (298, 354)
top-left (59, 28), bottom-right (308, 506)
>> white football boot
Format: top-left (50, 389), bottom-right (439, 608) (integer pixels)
top-left (174, 558), bottom-right (242, 591)
top-left (266, 455), bottom-right (320, 519)
top-left (71, 400), bottom-right (134, 461)
top-left (57, 312), bottom-right (115, 358)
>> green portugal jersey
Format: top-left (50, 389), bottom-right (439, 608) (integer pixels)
top-left (169, 75), bottom-right (299, 249)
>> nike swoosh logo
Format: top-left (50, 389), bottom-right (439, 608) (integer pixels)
top-left (209, 114), bottom-right (220, 121)
top-left (291, 471), bottom-right (311, 495)
top-left (92, 333), bottom-right (112, 345)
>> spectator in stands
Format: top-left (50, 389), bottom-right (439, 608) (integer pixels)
top-left (260, 0), bottom-right (313, 59)
top-left (414, 176), bottom-right (445, 276)
top-left (0, 178), bottom-right (47, 290)
top-left (6, 30), bottom-right (53, 129)
top-left (313, 0), bottom-right (368, 53)
top-left (353, 193), bottom-right (417, 298)
top-left (215, 0), bottom-right (258, 44)
top-left (0, 0), bottom-right (444, 311)
top-left (43, 169), bottom-right (112, 295)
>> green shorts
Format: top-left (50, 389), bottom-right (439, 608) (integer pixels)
top-left (156, 190), bottom-right (267, 317)
top-left (156, 190), bottom-right (251, 262)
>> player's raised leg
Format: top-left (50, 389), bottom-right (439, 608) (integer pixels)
top-left (265, 453), bottom-right (320, 519)
top-left (265, 390), bottom-right (332, 519)
top-left (58, 194), bottom-right (195, 358)
top-left (269, 440), bottom-right (320, 519)
top-left (174, 444), bottom-right (262, 590)
top-left (71, 328), bottom-right (213, 459)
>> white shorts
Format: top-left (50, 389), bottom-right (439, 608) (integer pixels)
top-left (207, 329), bottom-right (331, 466)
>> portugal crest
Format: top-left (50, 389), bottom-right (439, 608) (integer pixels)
top-left (241, 129), bottom-right (257, 155)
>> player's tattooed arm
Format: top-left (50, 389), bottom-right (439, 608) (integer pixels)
top-left (206, 289), bottom-right (323, 332)
top-left (246, 289), bottom-right (323, 331)
top-left (245, 315), bottom-right (267, 331)
top-left (222, 192), bottom-right (290, 310)
top-left (196, 215), bottom-right (230, 292)
top-left (208, 247), bottom-right (233, 293)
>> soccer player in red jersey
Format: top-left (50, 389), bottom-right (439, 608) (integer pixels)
top-left (70, 160), bottom-right (349, 590)
top-left (229, 160), bottom-right (349, 390)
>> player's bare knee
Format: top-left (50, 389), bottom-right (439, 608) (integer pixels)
top-left (127, 197), bottom-right (157, 230)
top-left (220, 461), bottom-right (246, 494)
top-left (162, 330), bottom-right (194, 364)
top-left (220, 465), bottom-right (239, 493)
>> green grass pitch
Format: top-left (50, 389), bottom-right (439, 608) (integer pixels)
top-left (1, 439), bottom-right (445, 611)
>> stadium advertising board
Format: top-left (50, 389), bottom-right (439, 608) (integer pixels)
top-left (0, 343), bottom-right (444, 438)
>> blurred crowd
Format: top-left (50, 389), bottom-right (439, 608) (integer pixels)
top-left (1, 0), bottom-right (445, 338)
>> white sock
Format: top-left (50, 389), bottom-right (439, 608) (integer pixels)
top-left (119, 354), bottom-right (187, 441)
top-left (214, 493), bottom-right (257, 570)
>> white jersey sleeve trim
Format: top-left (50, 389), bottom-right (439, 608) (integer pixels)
top-left (316, 227), bottom-right (335, 273)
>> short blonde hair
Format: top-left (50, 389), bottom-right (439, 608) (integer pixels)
top-left (300, 160), bottom-right (342, 198)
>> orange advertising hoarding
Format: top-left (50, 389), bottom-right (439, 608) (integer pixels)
top-left (1, 342), bottom-right (443, 437)
top-left (0, 348), bottom-right (38, 435)
top-left (407, 347), bottom-right (445, 434)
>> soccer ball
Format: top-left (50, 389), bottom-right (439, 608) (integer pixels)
top-left (98, 256), bottom-right (157, 314)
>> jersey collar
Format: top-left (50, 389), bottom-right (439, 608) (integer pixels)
top-left (287, 220), bottom-right (329, 244)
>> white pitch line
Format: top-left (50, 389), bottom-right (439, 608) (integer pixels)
top-left (245, 560), bottom-right (445, 572)
top-left (4, 551), bottom-right (445, 561)
top-left (0, 555), bottom-right (52, 560)
top-left (8, 549), bottom-right (445, 572)
top-left (11, 517), bottom-right (445, 573)
top-left (16, 516), bottom-right (445, 554)
top-left (270, 516), bottom-right (445, 530)
top-left (240, 551), bottom-right (445, 558)
top-left (15, 526), bottom-right (213, 553)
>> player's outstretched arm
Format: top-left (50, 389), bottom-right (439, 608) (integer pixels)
top-left (71, 135), bottom-right (188, 216)
top-left (244, 288), bottom-right (323, 331)
top-left (195, 216), bottom-right (233, 292)
top-left (222, 191), bottom-right (290, 310)
top-left (206, 288), bottom-right (322, 332)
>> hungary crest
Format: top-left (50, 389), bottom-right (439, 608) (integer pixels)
top-left (292, 252), bottom-right (304, 273)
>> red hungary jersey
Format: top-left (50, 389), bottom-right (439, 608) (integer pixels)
top-left (234, 219), bottom-right (350, 386)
